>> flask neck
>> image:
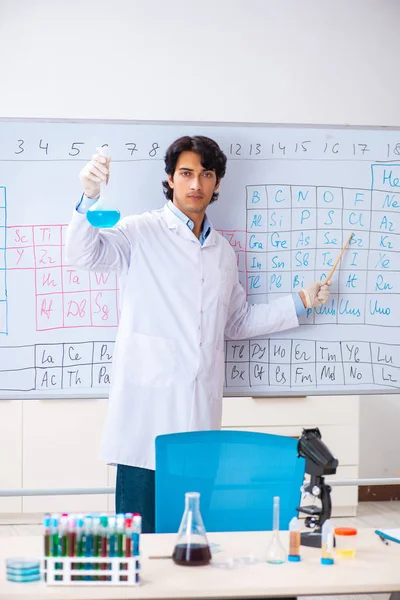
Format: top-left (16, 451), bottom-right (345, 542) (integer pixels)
top-left (185, 493), bottom-right (200, 513)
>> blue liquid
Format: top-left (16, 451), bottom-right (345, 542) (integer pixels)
top-left (87, 209), bottom-right (120, 228)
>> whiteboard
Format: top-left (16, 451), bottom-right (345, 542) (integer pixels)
top-left (0, 119), bottom-right (399, 398)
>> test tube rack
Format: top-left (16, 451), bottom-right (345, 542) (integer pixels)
top-left (43, 556), bottom-right (140, 586)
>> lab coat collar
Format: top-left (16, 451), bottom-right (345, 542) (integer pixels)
top-left (162, 203), bottom-right (217, 247)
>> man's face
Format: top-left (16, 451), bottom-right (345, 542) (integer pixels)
top-left (168, 151), bottom-right (219, 218)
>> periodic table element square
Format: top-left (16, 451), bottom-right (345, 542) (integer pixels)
top-left (246, 185), bottom-right (267, 209)
top-left (267, 271), bottom-right (292, 294)
top-left (291, 340), bottom-right (316, 364)
top-left (291, 362), bottom-right (317, 387)
top-left (370, 342), bottom-right (400, 369)
top-left (339, 269), bottom-right (368, 293)
top-left (226, 340), bottom-right (250, 363)
top-left (342, 209), bottom-right (371, 232)
top-left (269, 339), bottom-right (291, 364)
top-left (291, 186), bottom-right (316, 208)
top-left (370, 208), bottom-right (400, 235)
top-left (92, 362), bottom-right (112, 387)
top-left (269, 363), bottom-right (291, 387)
top-left (35, 367), bottom-right (62, 391)
top-left (316, 228), bottom-right (343, 249)
top-left (62, 342), bottom-right (94, 368)
top-left (249, 340), bottom-right (268, 363)
top-left (62, 364), bottom-right (92, 389)
top-left (314, 295), bottom-right (339, 325)
top-left (317, 186), bottom-right (343, 209)
top-left (371, 163), bottom-right (400, 193)
top-left (247, 208), bottom-right (268, 233)
top-left (371, 189), bottom-right (400, 212)
top-left (316, 362), bottom-right (345, 386)
top-left (35, 343), bottom-right (63, 368)
top-left (370, 231), bottom-right (399, 252)
top-left (366, 294), bottom-right (400, 327)
top-left (291, 248), bottom-right (316, 272)
top-left (266, 185), bottom-right (291, 209)
top-left (315, 341), bottom-right (342, 363)
top-left (36, 293), bottom-right (63, 331)
top-left (317, 208), bottom-right (342, 230)
top-left (346, 229), bottom-right (369, 251)
top-left (292, 230), bottom-right (317, 251)
top-left (248, 271), bottom-right (267, 295)
top-left (367, 270), bottom-right (400, 295)
top-left (372, 363), bottom-right (400, 389)
top-left (247, 252), bottom-right (267, 273)
top-left (225, 362), bottom-right (250, 387)
top-left (342, 362), bottom-right (374, 386)
top-left (250, 361), bottom-right (269, 387)
top-left (337, 294), bottom-right (365, 324)
top-left (342, 188), bottom-right (372, 210)
top-left (63, 291), bottom-right (91, 328)
top-left (291, 207), bottom-right (317, 231)
top-left (367, 249), bottom-right (398, 271)
top-left (341, 341), bottom-right (371, 363)
top-left (63, 267), bottom-right (90, 293)
top-left (93, 341), bottom-right (114, 364)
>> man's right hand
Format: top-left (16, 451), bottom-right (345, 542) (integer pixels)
top-left (79, 151), bottom-right (110, 199)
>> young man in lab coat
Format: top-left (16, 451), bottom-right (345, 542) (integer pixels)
top-left (66, 136), bottom-right (330, 532)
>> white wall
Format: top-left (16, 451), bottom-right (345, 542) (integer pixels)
top-left (359, 395), bottom-right (400, 479)
top-left (0, 0), bottom-right (399, 126)
top-left (0, 0), bottom-right (399, 494)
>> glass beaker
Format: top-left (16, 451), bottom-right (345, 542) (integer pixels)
top-left (172, 492), bottom-right (211, 566)
top-left (86, 145), bottom-right (121, 228)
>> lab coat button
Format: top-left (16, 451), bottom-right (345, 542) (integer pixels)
top-left (201, 278), bottom-right (205, 283)
top-left (199, 342), bottom-right (202, 347)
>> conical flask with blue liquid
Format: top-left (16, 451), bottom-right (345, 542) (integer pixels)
top-left (86, 145), bottom-right (121, 228)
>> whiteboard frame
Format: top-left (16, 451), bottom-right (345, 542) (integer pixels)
top-left (0, 117), bottom-right (399, 399)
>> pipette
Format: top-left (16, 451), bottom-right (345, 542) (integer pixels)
top-left (86, 145), bottom-right (120, 228)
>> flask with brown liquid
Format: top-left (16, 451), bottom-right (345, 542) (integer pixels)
top-left (172, 492), bottom-right (211, 566)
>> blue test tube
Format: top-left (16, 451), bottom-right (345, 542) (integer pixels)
top-left (108, 516), bottom-right (116, 558)
top-left (132, 514), bottom-right (141, 556)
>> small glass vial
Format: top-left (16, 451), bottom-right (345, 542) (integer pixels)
top-left (288, 516), bottom-right (301, 562)
top-left (321, 519), bottom-right (334, 565)
top-left (334, 527), bottom-right (357, 558)
top-left (172, 492), bottom-right (211, 566)
top-left (266, 496), bottom-right (286, 564)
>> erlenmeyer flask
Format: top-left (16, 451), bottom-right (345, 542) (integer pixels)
top-left (172, 492), bottom-right (211, 566)
top-left (87, 145), bottom-right (121, 228)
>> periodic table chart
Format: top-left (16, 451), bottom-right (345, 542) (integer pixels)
top-left (0, 119), bottom-right (399, 397)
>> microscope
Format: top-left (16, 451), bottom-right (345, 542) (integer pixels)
top-left (296, 427), bottom-right (339, 548)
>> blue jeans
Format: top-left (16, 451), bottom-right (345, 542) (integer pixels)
top-left (115, 464), bottom-right (155, 533)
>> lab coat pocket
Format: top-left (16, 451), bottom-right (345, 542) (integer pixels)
top-left (127, 332), bottom-right (176, 388)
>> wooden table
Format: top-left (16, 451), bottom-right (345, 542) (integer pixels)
top-left (0, 529), bottom-right (399, 599)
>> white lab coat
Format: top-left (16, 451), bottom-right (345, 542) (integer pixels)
top-left (66, 204), bottom-right (299, 469)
